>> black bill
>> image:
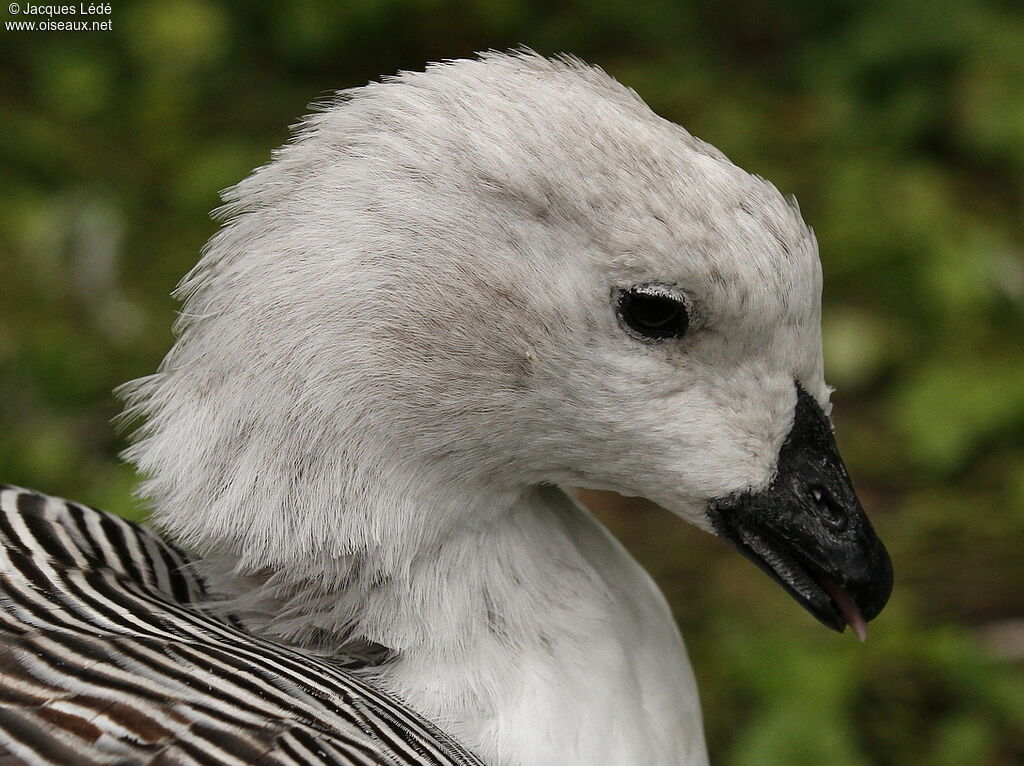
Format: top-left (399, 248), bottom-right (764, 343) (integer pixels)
top-left (708, 383), bottom-right (893, 637)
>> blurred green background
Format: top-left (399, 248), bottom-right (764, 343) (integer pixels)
top-left (2, 1), bottom-right (1023, 763)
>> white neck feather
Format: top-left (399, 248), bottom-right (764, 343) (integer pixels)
top-left (205, 485), bottom-right (708, 766)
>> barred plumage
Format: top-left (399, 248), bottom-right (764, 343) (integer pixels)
top-left (0, 485), bottom-right (483, 766)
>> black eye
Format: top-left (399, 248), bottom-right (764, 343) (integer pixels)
top-left (616, 286), bottom-right (690, 340)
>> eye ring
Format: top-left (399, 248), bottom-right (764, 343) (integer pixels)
top-left (615, 285), bottom-right (691, 341)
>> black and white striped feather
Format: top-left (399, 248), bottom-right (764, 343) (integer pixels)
top-left (0, 485), bottom-right (483, 766)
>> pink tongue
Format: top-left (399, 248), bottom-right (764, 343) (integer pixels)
top-left (823, 580), bottom-right (868, 642)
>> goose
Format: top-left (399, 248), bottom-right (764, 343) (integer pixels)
top-left (0, 51), bottom-right (893, 766)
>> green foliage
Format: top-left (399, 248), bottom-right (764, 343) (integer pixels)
top-left (2, 1), bottom-right (1022, 763)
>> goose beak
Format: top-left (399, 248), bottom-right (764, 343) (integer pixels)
top-left (707, 384), bottom-right (893, 639)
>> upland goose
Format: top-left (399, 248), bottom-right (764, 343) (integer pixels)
top-left (0, 52), bottom-right (893, 766)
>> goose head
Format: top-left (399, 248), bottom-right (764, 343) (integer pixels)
top-left (122, 52), bottom-right (892, 638)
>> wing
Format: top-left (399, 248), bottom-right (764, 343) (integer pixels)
top-left (0, 486), bottom-right (483, 766)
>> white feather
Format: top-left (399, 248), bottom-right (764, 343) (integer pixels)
top-left (119, 50), bottom-right (829, 766)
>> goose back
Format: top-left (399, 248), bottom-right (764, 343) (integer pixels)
top-left (0, 485), bottom-right (482, 766)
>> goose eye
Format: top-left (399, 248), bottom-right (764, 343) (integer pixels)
top-left (616, 287), bottom-right (690, 340)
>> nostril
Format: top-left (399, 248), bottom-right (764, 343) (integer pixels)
top-left (810, 484), bottom-right (848, 533)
